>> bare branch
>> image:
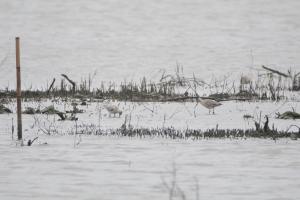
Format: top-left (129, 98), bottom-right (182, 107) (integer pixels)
top-left (262, 65), bottom-right (290, 78)
top-left (47, 78), bottom-right (56, 95)
top-left (61, 74), bottom-right (76, 93)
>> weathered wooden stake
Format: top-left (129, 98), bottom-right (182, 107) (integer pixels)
top-left (16, 37), bottom-right (22, 140)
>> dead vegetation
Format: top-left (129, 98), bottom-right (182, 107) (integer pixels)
top-left (0, 104), bottom-right (12, 114)
top-left (23, 107), bottom-right (40, 114)
top-left (70, 126), bottom-right (297, 140)
top-left (276, 111), bottom-right (300, 119)
top-left (0, 64), bottom-right (299, 103)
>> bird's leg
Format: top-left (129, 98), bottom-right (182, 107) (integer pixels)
top-left (213, 108), bottom-right (215, 115)
top-left (209, 109), bottom-right (211, 115)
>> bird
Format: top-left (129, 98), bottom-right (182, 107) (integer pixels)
top-left (240, 75), bottom-right (252, 92)
top-left (103, 103), bottom-right (122, 117)
top-left (240, 75), bottom-right (252, 85)
top-left (199, 98), bottom-right (222, 114)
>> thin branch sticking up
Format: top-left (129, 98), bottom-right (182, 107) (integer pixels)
top-left (47, 78), bottom-right (56, 95)
top-left (61, 74), bottom-right (76, 93)
top-left (27, 137), bottom-right (38, 146)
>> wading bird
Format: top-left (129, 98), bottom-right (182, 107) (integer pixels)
top-left (199, 98), bottom-right (222, 114)
top-left (103, 104), bottom-right (122, 117)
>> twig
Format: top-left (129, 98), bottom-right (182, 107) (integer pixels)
top-left (11, 118), bottom-right (14, 140)
top-left (27, 137), bottom-right (38, 146)
top-left (47, 78), bottom-right (56, 95)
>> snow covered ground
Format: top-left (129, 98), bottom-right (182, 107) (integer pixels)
top-left (1, 0), bottom-right (300, 199)
top-left (0, 100), bottom-right (300, 199)
top-left (1, 100), bottom-right (299, 136)
top-left (1, 134), bottom-right (300, 200)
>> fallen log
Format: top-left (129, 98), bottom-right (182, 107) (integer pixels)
top-left (276, 111), bottom-right (300, 119)
top-left (262, 65), bottom-right (289, 78)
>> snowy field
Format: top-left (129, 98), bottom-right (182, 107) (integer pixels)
top-left (1, 135), bottom-right (300, 200)
top-left (0, 100), bottom-right (299, 135)
top-left (1, 0), bottom-right (300, 199)
top-left (0, 100), bottom-right (300, 199)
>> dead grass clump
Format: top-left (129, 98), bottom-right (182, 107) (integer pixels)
top-left (74, 127), bottom-right (294, 139)
top-left (276, 111), bottom-right (300, 119)
top-left (1, 64), bottom-right (299, 102)
top-left (0, 104), bottom-right (12, 114)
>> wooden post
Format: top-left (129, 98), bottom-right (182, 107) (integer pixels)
top-left (16, 37), bottom-right (22, 140)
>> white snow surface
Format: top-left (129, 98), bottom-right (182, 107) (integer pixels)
top-left (0, 100), bottom-right (299, 133)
